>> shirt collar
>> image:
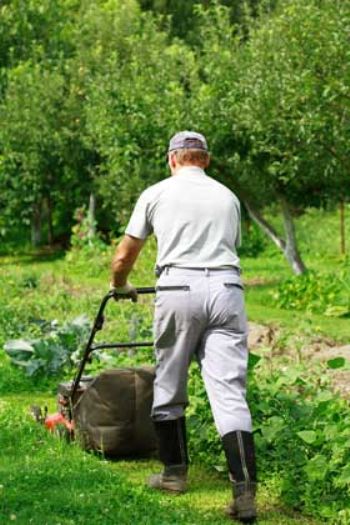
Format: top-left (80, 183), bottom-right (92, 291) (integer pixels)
top-left (174, 166), bottom-right (206, 176)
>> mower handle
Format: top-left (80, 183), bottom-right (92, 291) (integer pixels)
top-left (70, 287), bottom-right (155, 405)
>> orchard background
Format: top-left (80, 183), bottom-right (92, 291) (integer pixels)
top-left (0, 1), bottom-right (349, 524)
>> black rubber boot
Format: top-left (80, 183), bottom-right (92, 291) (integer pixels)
top-left (148, 417), bottom-right (188, 493)
top-left (222, 430), bottom-right (257, 523)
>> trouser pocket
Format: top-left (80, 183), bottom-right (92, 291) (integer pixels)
top-left (154, 284), bottom-right (191, 347)
top-left (156, 286), bottom-right (190, 291)
top-left (223, 281), bottom-right (244, 290)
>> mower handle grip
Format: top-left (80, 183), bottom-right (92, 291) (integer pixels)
top-left (136, 286), bottom-right (156, 294)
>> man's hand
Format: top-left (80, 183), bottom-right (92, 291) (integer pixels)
top-left (110, 281), bottom-right (138, 303)
top-left (110, 235), bottom-right (144, 302)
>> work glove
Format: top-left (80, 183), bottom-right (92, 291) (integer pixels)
top-left (110, 281), bottom-right (138, 303)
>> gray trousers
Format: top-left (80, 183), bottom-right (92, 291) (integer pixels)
top-left (151, 267), bottom-right (252, 436)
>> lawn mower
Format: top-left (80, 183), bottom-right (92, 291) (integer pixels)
top-left (32, 287), bottom-right (158, 457)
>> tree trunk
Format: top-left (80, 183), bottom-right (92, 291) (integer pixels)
top-left (243, 200), bottom-right (286, 251)
top-left (31, 203), bottom-right (42, 247)
top-left (340, 199), bottom-right (346, 255)
top-left (46, 195), bottom-right (54, 246)
top-left (279, 197), bottom-right (307, 275)
top-left (244, 199), bottom-right (307, 275)
top-left (87, 193), bottom-right (96, 245)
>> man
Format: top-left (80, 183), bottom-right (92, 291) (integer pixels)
top-left (110, 131), bottom-right (257, 523)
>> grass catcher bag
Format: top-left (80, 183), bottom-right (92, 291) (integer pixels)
top-left (59, 366), bottom-right (157, 457)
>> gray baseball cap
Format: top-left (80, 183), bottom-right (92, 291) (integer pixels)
top-left (168, 130), bottom-right (208, 152)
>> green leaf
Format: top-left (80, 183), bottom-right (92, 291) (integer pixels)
top-left (327, 357), bottom-right (346, 369)
top-left (4, 339), bottom-right (34, 361)
top-left (304, 455), bottom-right (328, 481)
top-left (71, 314), bottom-right (90, 329)
top-left (248, 352), bottom-right (261, 370)
top-left (324, 424), bottom-right (340, 440)
top-left (213, 465), bottom-right (225, 473)
top-left (261, 416), bottom-right (285, 443)
top-left (24, 359), bottom-right (45, 377)
top-left (325, 305), bottom-right (350, 317)
top-left (4, 339), bottom-right (34, 352)
top-left (316, 391), bottom-right (334, 403)
top-left (297, 430), bottom-right (317, 444)
top-left (338, 464), bottom-right (350, 486)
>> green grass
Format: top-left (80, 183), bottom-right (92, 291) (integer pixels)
top-left (0, 249), bottom-right (324, 524)
top-left (1, 208), bottom-right (350, 524)
top-left (0, 396), bottom-right (320, 525)
top-left (241, 253), bottom-right (350, 343)
top-left (1, 236), bottom-right (349, 348)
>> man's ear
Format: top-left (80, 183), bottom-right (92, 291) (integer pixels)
top-left (169, 152), bottom-right (177, 169)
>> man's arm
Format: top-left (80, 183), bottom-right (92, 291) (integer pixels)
top-left (111, 234), bottom-right (144, 288)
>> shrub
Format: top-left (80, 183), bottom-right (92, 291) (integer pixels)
top-left (70, 206), bottom-right (105, 251)
top-left (65, 206), bottom-right (111, 277)
top-left (239, 222), bottom-right (267, 258)
top-left (272, 270), bottom-right (350, 317)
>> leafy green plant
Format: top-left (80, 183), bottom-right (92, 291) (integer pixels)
top-left (70, 206), bottom-right (104, 251)
top-left (272, 270), bottom-right (350, 317)
top-left (65, 206), bottom-right (111, 276)
top-left (65, 244), bottom-right (110, 277)
top-left (239, 222), bottom-right (267, 258)
top-left (187, 354), bottom-right (350, 523)
top-left (20, 273), bottom-right (39, 289)
top-left (4, 315), bottom-right (91, 377)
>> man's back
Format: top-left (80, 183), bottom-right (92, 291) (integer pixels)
top-left (126, 166), bottom-right (241, 269)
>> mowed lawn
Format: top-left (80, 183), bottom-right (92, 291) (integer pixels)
top-left (1, 209), bottom-right (349, 525)
top-left (0, 394), bottom-right (320, 525)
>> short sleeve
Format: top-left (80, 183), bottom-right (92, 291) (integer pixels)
top-left (235, 200), bottom-right (241, 248)
top-left (125, 191), bottom-right (153, 240)
top-left (235, 223), bottom-right (242, 248)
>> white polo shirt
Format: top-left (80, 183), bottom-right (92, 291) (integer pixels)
top-left (125, 166), bottom-right (241, 269)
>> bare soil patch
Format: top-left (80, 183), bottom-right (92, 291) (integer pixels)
top-left (248, 322), bottom-right (350, 398)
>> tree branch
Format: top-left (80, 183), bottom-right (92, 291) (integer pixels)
top-left (243, 199), bottom-right (286, 251)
